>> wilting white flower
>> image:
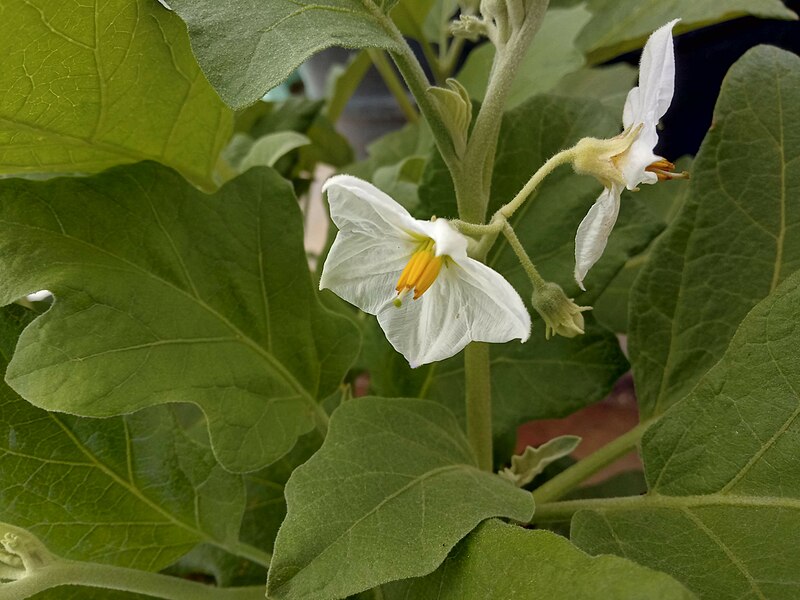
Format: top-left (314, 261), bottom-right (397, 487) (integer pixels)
top-left (572, 19), bottom-right (685, 289)
top-left (319, 175), bottom-right (531, 367)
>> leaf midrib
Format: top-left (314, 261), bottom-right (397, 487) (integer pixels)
top-left (1, 217), bottom-right (318, 411)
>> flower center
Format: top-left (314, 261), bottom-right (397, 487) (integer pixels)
top-left (645, 159), bottom-right (690, 181)
top-left (394, 239), bottom-right (443, 306)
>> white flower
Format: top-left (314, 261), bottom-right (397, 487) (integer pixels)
top-left (319, 175), bottom-right (531, 367)
top-left (572, 19), bottom-right (684, 289)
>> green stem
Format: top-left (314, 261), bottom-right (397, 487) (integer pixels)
top-left (495, 148), bottom-right (575, 221)
top-left (459, 6), bottom-right (548, 222)
top-left (531, 419), bottom-right (655, 506)
top-left (417, 35), bottom-right (446, 85)
top-left (534, 492), bottom-right (800, 523)
top-left (501, 222), bottom-right (546, 289)
top-left (441, 36), bottom-right (466, 78)
top-left (464, 342), bottom-right (493, 471)
top-left (367, 49), bottom-right (419, 123)
top-left (1, 561), bottom-right (264, 600)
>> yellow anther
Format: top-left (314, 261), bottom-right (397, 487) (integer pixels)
top-left (394, 239), bottom-right (444, 303)
top-left (645, 159), bottom-right (690, 181)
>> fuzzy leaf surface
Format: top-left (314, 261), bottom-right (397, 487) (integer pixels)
top-left (385, 520), bottom-right (695, 599)
top-left (267, 398), bottom-right (535, 600)
top-left (169, 0), bottom-right (401, 109)
top-left (573, 269), bottom-right (800, 599)
top-left (0, 0), bottom-right (232, 189)
top-left (630, 47), bottom-right (800, 419)
top-left (0, 163), bottom-right (360, 473)
top-left (0, 306), bottom-right (246, 572)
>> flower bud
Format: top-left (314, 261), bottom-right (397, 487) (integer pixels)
top-left (531, 282), bottom-right (591, 340)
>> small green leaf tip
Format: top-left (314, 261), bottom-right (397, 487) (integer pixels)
top-left (531, 282), bottom-right (591, 340)
top-left (499, 435), bottom-right (582, 487)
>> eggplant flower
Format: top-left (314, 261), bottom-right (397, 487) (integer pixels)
top-left (319, 175), bottom-right (531, 367)
top-left (572, 19), bottom-right (686, 289)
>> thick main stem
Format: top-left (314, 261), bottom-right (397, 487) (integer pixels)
top-left (459, 2), bottom-right (549, 222)
top-left (464, 343), bottom-right (493, 471)
top-left (531, 419), bottom-right (655, 506)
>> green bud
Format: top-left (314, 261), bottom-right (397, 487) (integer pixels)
top-left (531, 282), bottom-right (591, 340)
top-left (450, 15), bottom-right (489, 41)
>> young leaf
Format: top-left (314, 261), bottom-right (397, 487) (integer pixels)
top-left (578, 0), bottom-right (797, 64)
top-left (0, 0), bottom-right (232, 190)
top-left (266, 398), bottom-right (535, 600)
top-left (457, 6), bottom-right (593, 109)
top-left (0, 305), bottom-right (249, 572)
top-left (573, 268), bottom-right (800, 599)
top-left (169, 0), bottom-right (403, 109)
top-left (499, 435), bottom-right (582, 488)
top-left (384, 520), bottom-right (696, 599)
top-left (630, 46), bottom-right (800, 420)
top-left (0, 163), bottom-right (360, 473)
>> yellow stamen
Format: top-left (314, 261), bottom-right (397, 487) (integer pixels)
top-left (394, 239), bottom-right (444, 304)
top-left (645, 159), bottom-right (690, 181)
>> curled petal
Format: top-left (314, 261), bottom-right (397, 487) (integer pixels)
top-left (377, 258), bottom-right (530, 367)
top-left (574, 185), bottom-right (622, 290)
top-left (622, 19), bottom-right (679, 130)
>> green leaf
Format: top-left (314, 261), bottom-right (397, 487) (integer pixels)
top-left (266, 398), bottom-right (534, 600)
top-left (0, 305), bottom-right (248, 572)
top-left (169, 0), bottom-right (402, 109)
top-left (572, 268), bottom-right (800, 599)
top-left (391, 0), bottom-right (437, 39)
top-left (578, 0), bottom-right (798, 63)
top-left (0, 163), bottom-right (360, 473)
top-left (457, 6), bottom-right (592, 109)
top-left (630, 47), bottom-right (800, 420)
top-left (237, 131), bottom-right (311, 171)
top-left (0, 0), bottom-right (232, 190)
top-left (384, 520), bottom-right (696, 599)
top-left (551, 64), bottom-right (637, 114)
top-left (500, 435), bottom-right (582, 487)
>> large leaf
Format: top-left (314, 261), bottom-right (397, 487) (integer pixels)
top-left (630, 47), bottom-right (800, 420)
top-left (385, 520), bottom-right (696, 599)
top-left (573, 268), bottom-right (800, 599)
top-left (578, 0), bottom-right (797, 64)
top-left (0, 0), bottom-right (232, 190)
top-left (0, 163), bottom-right (360, 473)
top-left (0, 305), bottom-right (247, 572)
top-left (169, 0), bottom-right (402, 109)
top-left (457, 6), bottom-right (592, 109)
top-left (266, 398), bottom-right (534, 600)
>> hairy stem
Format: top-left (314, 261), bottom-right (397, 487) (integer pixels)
top-left (495, 148), bottom-right (576, 220)
top-left (465, 342), bottom-right (493, 471)
top-left (531, 419), bottom-right (655, 506)
top-left (0, 561), bottom-right (264, 600)
top-left (502, 222), bottom-right (546, 289)
top-left (459, 2), bottom-right (549, 222)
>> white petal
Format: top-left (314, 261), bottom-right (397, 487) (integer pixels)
top-left (320, 231), bottom-right (413, 315)
top-left (377, 258), bottom-right (530, 367)
top-left (322, 175), bottom-right (425, 240)
top-left (414, 218), bottom-right (468, 261)
top-left (619, 137), bottom-right (661, 190)
top-left (574, 185), bottom-right (622, 290)
top-left (623, 19), bottom-right (679, 130)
